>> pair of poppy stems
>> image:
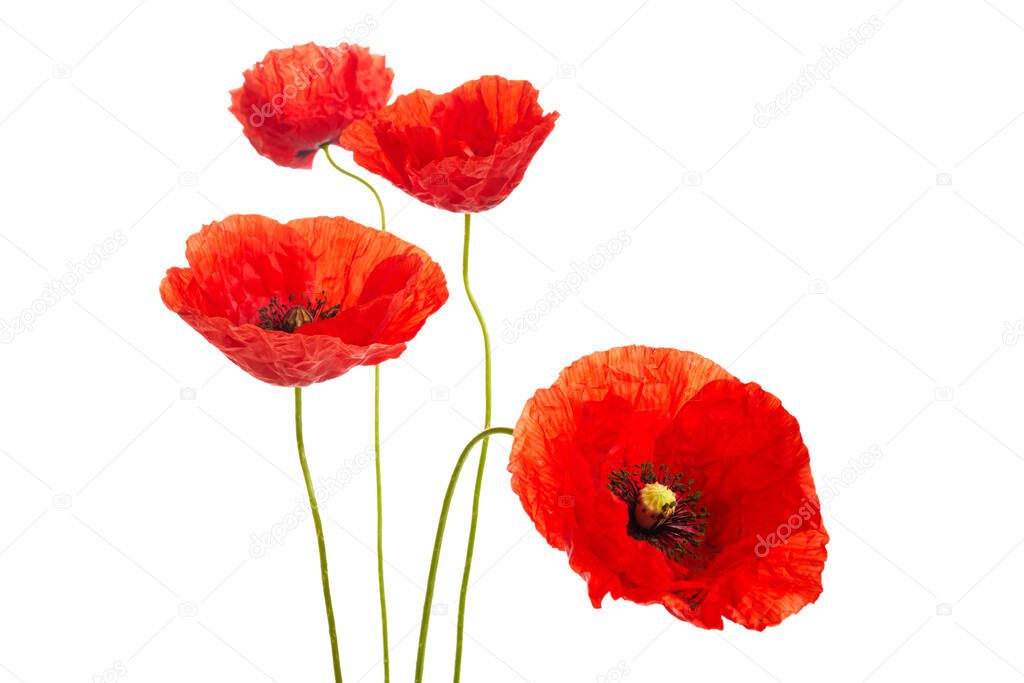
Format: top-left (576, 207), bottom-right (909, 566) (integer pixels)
top-left (161, 42), bottom-right (828, 683)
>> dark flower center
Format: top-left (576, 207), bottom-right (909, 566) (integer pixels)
top-left (608, 462), bottom-right (707, 562)
top-left (257, 292), bottom-right (340, 333)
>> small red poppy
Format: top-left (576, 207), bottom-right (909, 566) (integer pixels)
top-left (338, 75), bottom-right (558, 213)
top-left (509, 346), bottom-right (828, 630)
top-left (160, 214), bottom-right (448, 387)
top-left (230, 43), bottom-right (393, 169)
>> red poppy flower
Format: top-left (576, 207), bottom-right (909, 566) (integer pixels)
top-left (230, 43), bottom-right (393, 169)
top-left (337, 75), bottom-right (558, 212)
top-left (509, 346), bottom-right (828, 630)
top-left (160, 214), bottom-right (448, 387)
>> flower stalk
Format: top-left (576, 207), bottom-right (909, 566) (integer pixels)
top-left (294, 386), bottom-right (343, 683)
top-left (323, 142), bottom-right (391, 683)
top-left (414, 427), bottom-right (513, 683)
top-left (454, 213), bottom-right (493, 683)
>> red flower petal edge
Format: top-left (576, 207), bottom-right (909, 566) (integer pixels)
top-left (230, 43), bottom-right (393, 169)
top-left (160, 214), bottom-right (448, 387)
top-left (338, 75), bottom-right (558, 212)
top-left (508, 346), bottom-right (828, 630)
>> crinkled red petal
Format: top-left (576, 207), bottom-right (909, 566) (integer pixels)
top-left (509, 345), bottom-right (828, 630)
top-left (230, 43), bottom-right (393, 169)
top-left (160, 214), bottom-right (447, 386)
top-left (338, 75), bottom-right (558, 212)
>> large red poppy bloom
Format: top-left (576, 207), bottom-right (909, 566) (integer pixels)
top-left (509, 346), bottom-right (828, 630)
top-left (230, 43), bottom-right (393, 169)
top-left (338, 75), bottom-right (558, 213)
top-left (160, 215), bottom-right (447, 387)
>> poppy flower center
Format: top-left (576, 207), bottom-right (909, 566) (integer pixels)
top-left (607, 463), bottom-right (707, 562)
top-left (257, 292), bottom-right (340, 333)
top-left (636, 483), bottom-right (677, 530)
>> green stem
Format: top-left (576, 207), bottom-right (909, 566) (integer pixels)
top-left (321, 144), bottom-right (386, 232)
top-left (414, 427), bottom-right (514, 683)
top-left (454, 213), bottom-right (492, 683)
top-left (373, 364), bottom-right (389, 682)
top-left (320, 142), bottom-right (390, 683)
top-left (294, 387), bottom-right (343, 683)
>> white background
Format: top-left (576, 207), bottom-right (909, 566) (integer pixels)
top-left (1, 1), bottom-right (1022, 681)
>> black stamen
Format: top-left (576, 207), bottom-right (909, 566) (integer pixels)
top-left (257, 291), bottom-right (340, 332)
top-left (608, 462), bottom-right (708, 562)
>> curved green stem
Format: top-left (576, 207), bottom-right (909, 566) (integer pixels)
top-left (321, 144), bottom-right (386, 232)
top-left (454, 213), bottom-right (492, 683)
top-left (294, 387), bottom-right (343, 683)
top-left (414, 427), bottom-right (513, 683)
top-left (321, 142), bottom-right (390, 682)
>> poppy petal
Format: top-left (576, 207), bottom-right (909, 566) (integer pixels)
top-left (509, 346), bottom-right (827, 630)
top-left (230, 43), bottom-right (393, 169)
top-left (339, 75), bottom-right (558, 212)
top-left (160, 215), bottom-right (448, 386)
